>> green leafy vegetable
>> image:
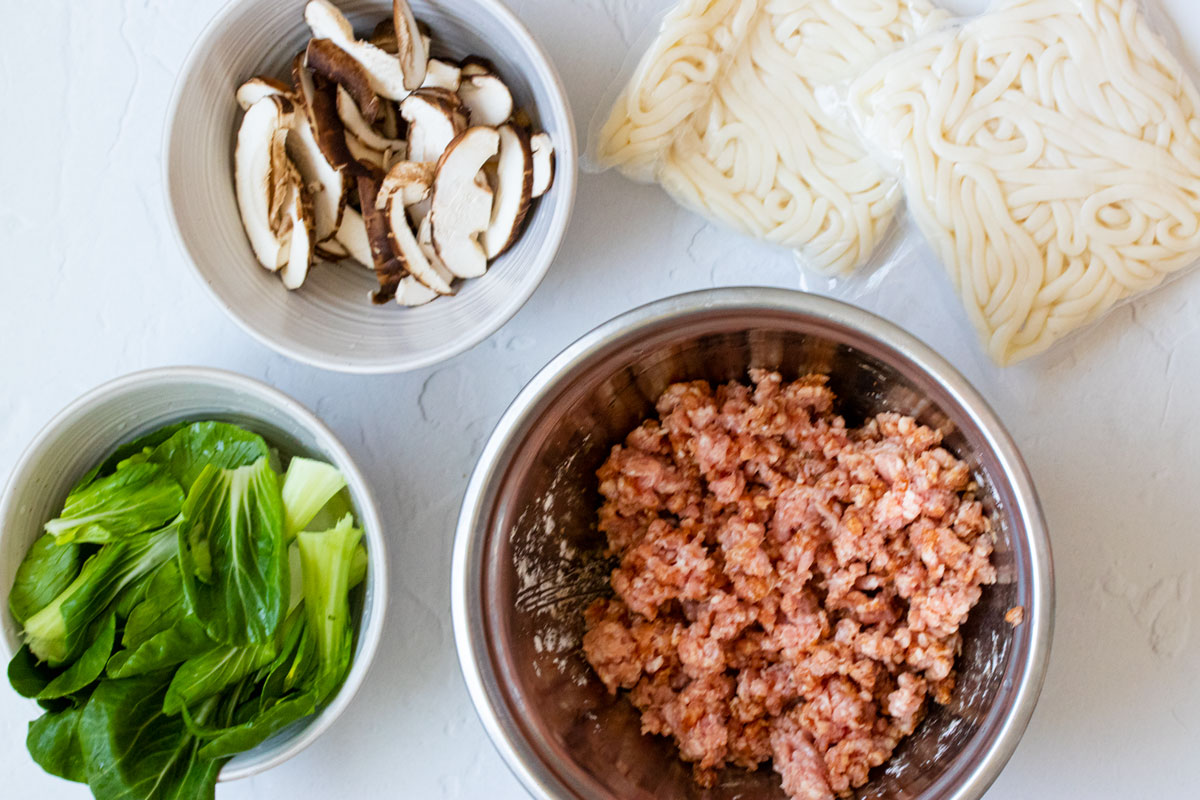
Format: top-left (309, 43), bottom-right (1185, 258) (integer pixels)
top-left (79, 672), bottom-right (223, 800)
top-left (164, 638), bottom-right (277, 716)
top-left (7, 419), bottom-right (369, 800)
top-left (178, 458), bottom-right (287, 645)
top-left (44, 462), bottom-right (184, 545)
top-left (9, 534), bottom-right (84, 624)
top-left (28, 704), bottom-right (88, 782)
top-left (281, 458), bottom-right (347, 539)
top-left (108, 562), bottom-right (214, 679)
top-left (70, 423), bottom-right (189, 495)
top-left (150, 421), bottom-right (271, 491)
top-left (24, 524), bottom-right (178, 666)
top-left (298, 514), bottom-right (362, 695)
top-left (38, 613), bottom-right (116, 700)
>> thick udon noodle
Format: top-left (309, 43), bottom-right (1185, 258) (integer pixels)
top-left (595, 0), bottom-right (944, 275)
top-left (850, 0), bottom-right (1200, 363)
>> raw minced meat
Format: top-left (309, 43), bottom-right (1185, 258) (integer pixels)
top-left (582, 371), bottom-right (996, 799)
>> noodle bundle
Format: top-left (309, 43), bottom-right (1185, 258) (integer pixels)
top-left (850, 0), bottom-right (1200, 363)
top-left (595, 0), bottom-right (944, 275)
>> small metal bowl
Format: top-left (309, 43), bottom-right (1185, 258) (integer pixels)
top-left (452, 288), bottom-right (1053, 800)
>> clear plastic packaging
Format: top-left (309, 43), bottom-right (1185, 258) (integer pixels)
top-left (589, 0), bottom-right (1200, 366)
top-left (584, 0), bottom-right (946, 277)
top-left (843, 0), bottom-right (1200, 365)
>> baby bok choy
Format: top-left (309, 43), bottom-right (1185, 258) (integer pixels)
top-left (6, 421), bottom-right (370, 800)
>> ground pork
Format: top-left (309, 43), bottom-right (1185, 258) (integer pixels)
top-left (583, 371), bottom-right (996, 799)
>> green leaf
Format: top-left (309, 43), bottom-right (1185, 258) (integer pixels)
top-left (122, 560), bottom-right (189, 649)
top-left (196, 690), bottom-right (318, 761)
top-left (8, 645), bottom-right (58, 698)
top-left (28, 704), bottom-right (88, 783)
top-left (163, 638), bottom-right (277, 715)
top-left (44, 462), bottom-right (184, 545)
top-left (178, 458), bottom-right (287, 645)
top-left (280, 458), bottom-right (347, 540)
top-left (69, 423), bottom-right (189, 495)
top-left (106, 618), bottom-right (213, 680)
top-left (298, 514), bottom-right (362, 699)
top-left (24, 524), bottom-right (179, 666)
top-left (8, 534), bottom-right (84, 624)
top-left (150, 422), bottom-right (270, 491)
top-left (38, 613), bottom-right (116, 700)
top-left (80, 672), bottom-right (221, 800)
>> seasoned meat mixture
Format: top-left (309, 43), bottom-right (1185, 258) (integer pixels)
top-left (582, 371), bottom-right (996, 800)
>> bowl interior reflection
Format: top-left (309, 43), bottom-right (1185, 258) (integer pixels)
top-left (476, 308), bottom-right (1033, 799)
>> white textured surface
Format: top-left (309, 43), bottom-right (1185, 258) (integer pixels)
top-left (0, 1), bottom-right (1197, 798)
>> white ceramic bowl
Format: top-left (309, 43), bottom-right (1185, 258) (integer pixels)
top-left (165, 0), bottom-right (577, 373)
top-left (0, 367), bottom-right (388, 781)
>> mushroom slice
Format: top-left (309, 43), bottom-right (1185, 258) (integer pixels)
top-left (376, 160), bottom-right (435, 210)
top-left (280, 183), bottom-right (316, 289)
top-left (369, 19), bottom-right (397, 54)
top-left (315, 238), bottom-right (348, 261)
top-left (459, 56), bottom-right (496, 78)
top-left (295, 54), bottom-right (369, 178)
top-left (482, 124), bottom-right (533, 259)
top-left (429, 126), bottom-right (499, 279)
top-left (386, 192), bottom-right (453, 294)
top-left (286, 54), bottom-right (347, 243)
top-left (530, 132), bottom-right (555, 198)
top-left (392, 0), bottom-right (428, 91)
top-left (304, 0), bottom-right (421, 100)
top-left (420, 59), bottom-right (462, 92)
top-left (236, 76), bottom-right (293, 110)
top-left (393, 275), bottom-right (439, 306)
top-left (236, 95), bottom-right (297, 271)
top-left (400, 89), bottom-right (467, 163)
top-left (458, 73), bottom-right (513, 127)
top-left (334, 206), bottom-right (374, 267)
top-left (345, 132), bottom-right (389, 172)
top-left (416, 212), bottom-right (456, 286)
top-left (356, 173), bottom-right (406, 303)
top-left (378, 99), bottom-right (401, 139)
top-left (306, 37), bottom-right (381, 122)
top-left (337, 85), bottom-right (406, 154)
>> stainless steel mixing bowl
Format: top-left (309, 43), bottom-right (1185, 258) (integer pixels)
top-left (452, 288), bottom-right (1053, 800)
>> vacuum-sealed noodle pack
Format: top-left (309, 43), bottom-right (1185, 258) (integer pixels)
top-left (590, 0), bottom-right (946, 276)
top-left (592, 0), bottom-right (1200, 367)
top-left (849, 0), bottom-right (1200, 364)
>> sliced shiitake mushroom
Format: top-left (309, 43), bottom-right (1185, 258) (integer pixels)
top-left (336, 86), bottom-right (406, 155)
top-left (280, 183), bottom-right (316, 289)
top-left (236, 95), bottom-right (297, 271)
top-left (481, 124), bottom-right (533, 259)
top-left (295, 54), bottom-right (369, 178)
top-left (285, 54), bottom-right (348, 243)
top-left (401, 88), bottom-right (467, 163)
top-left (386, 193), bottom-right (453, 295)
top-left (304, 0), bottom-right (425, 99)
top-left (236, 76), bottom-right (293, 110)
top-left (306, 37), bottom-right (381, 122)
top-left (458, 73), bottom-right (513, 127)
top-left (376, 160), bottom-right (435, 210)
top-left (459, 56), bottom-right (495, 78)
top-left (420, 59), bottom-right (462, 92)
top-left (392, 0), bottom-right (428, 91)
top-left (356, 172), bottom-right (407, 303)
top-left (334, 206), bottom-right (374, 267)
top-left (429, 126), bottom-right (499, 279)
top-left (530, 131), bottom-right (555, 199)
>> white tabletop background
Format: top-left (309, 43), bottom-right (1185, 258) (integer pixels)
top-left (2, 0), bottom-right (1198, 797)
